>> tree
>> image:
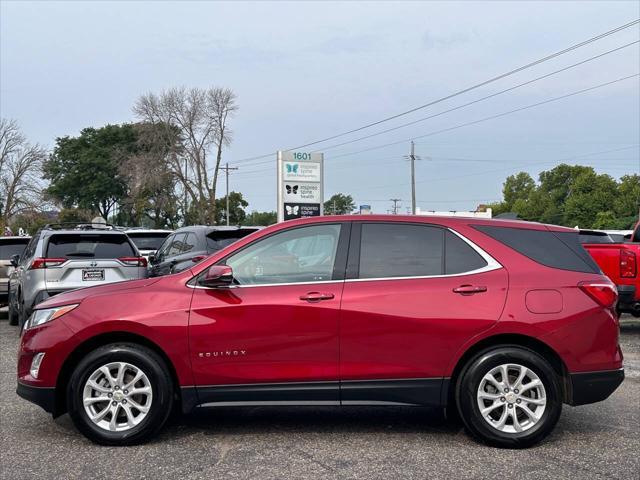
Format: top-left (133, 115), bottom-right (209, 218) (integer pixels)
top-left (0, 119), bottom-right (48, 231)
top-left (324, 193), bottom-right (355, 215)
top-left (117, 123), bottom-right (181, 228)
top-left (133, 86), bottom-right (238, 224)
top-left (245, 211), bottom-right (277, 226)
top-left (489, 164), bottom-right (638, 228)
top-left (214, 191), bottom-right (248, 225)
top-left (564, 170), bottom-right (618, 228)
top-left (502, 172), bottom-right (535, 209)
top-left (44, 125), bottom-right (134, 219)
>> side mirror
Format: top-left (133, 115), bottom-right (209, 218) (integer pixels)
top-left (148, 253), bottom-right (156, 265)
top-left (199, 265), bottom-right (233, 288)
top-left (10, 254), bottom-right (20, 267)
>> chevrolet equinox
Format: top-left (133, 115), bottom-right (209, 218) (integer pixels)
top-left (17, 216), bottom-right (624, 448)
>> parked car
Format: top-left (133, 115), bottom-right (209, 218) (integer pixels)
top-left (123, 228), bottom-right (172, 261)
top-left (16, 216), bottom-right (623, 448)
top-left (581, 225), bottom-right (640, 316)
top-left (148, 225), bottom-right (261, 277)
top-left (9, 223), bottom-right (148, 329)
top-left (1, 236), bottom-right (31, 311)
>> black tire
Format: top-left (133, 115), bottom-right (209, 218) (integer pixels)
top-left (455, 346), bottom-right (562, 449)
top-left (17, 295), bottom-right (26, 330)
top-left (7, 291), bottom-right (17, 326)
top-left (67, 343), bottom-right (174, 446)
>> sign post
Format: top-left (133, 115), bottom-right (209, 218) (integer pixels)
top-left (277, 151), bottom-right (324, 222)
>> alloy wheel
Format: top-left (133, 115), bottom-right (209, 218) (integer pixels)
top-left (82, 362), bottom-right (153, 432)
top-left (476, 363), bottom-right (547, 434)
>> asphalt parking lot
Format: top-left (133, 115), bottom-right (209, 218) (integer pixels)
top-left (1, 316), bottom-right (638, 480)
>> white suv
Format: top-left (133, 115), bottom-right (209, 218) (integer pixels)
top-left (9, 223), bottom-right (148, 329)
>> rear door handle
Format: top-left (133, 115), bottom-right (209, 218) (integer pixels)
top-left (300, 292), bottom-right (335, 302)
top-left (453, 285), bottom-right (487, 295)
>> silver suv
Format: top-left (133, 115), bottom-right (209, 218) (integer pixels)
top-left (9, 223), bottom-right (148, 328)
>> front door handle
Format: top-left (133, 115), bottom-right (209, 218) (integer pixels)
top-left (300, 292), bottom-right (335, 302)
top-left (453, 285), bottom-right (487, 295)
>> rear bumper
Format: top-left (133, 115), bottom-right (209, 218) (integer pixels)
top-left (616, 284), bottom-right (638, 313)
top-left (16, 382), bottom-right (56, 414)
top-left (568, 368), bottom-right (624, 406)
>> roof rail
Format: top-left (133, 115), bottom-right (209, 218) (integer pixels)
top-left (43, 222), bottom-right (117, 231)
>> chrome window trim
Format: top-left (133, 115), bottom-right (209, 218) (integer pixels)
top-left (188, 227), bottom-right (502, 289)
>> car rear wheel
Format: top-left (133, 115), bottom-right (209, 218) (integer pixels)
top-left (67, 343), bottom-right (173, 445)
top-left (455, 346), bottom-right (562, 448)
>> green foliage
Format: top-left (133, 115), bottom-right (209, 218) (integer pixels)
top-left (324, 193), bottom-right (355, 215)
top-left (44, 125), bottom-right (135, 218)
top-left (490, 164), bottom-right (639, 228)
top-left (57, 208), bottom-right (93, 224)
top-left (9, 211), bottom-right (51, 235)
top-left (245, 210), bottom-right (277, 226)
top-left (214, 191), bottom-right (248, 225)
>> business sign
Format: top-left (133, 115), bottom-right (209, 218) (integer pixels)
top-left (277, 151), bottom-right (323, 222)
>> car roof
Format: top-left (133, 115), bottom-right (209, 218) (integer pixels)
top-left (274, 215), bottom-right (575, 232)
top-left (0, 236), bottom-right (31, 241)
top-left (172, 225), bottom-right (263, 233)
top-left (123, 229), bottom-right (173, 234)
top-left (41, 229), bottom-right (129, 238)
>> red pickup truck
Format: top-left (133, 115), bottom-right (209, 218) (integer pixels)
top-left (580, 224), bottom-right (640, 316)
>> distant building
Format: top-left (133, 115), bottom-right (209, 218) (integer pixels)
top-left (415, 207), bottom-right (492, 219)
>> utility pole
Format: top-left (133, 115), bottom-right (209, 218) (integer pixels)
top-left (403, 141), bottom-right (421, 215)
top-left (220, 163), bottom-right (239, 225)
top-left (390, 198), bottom-right (401, 215)
top-left (410, 141), bottom-right (416, 215)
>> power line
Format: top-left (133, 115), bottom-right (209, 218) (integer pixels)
top-left (350, 145), bottom-right (640, 192)
top-left (227, 19), bottom-right (639, 165)
top-left (309, 41), bottom-right (639, 153)
top-left (327, 73), bottom-right (639, 160)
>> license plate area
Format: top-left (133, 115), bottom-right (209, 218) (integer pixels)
top-left (82, 269), bottom-right (105, 281)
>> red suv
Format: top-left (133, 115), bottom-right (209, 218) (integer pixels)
top-left (17, 216), bottom-right (624, 448)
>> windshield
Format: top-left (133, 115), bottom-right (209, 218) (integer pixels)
top-left (127, 232), bottom-right (171, 251)
top-left (47, 234), bottom-right (136, 258)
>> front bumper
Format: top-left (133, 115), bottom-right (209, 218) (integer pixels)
top-left (16, 382), bottom-right (56, 414)
top-left (568, 368), bottom-right (624, 406)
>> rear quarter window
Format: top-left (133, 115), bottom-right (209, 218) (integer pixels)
top-left (473, 225), bottom-right (600, 274)
top-left (46, 234), bottom-right (136, 259)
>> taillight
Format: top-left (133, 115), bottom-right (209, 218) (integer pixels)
top-left (29, 258), bottom-right (66, 269)
top-left (620, 249), bottom-right (636, 278)
top-left (578, 281), bottom-right (618, 309)
top-left (118, 257), bottom-right (147, 267)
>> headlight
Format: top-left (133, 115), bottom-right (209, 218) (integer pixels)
top-left (25, 304), bottom-right (79, 330)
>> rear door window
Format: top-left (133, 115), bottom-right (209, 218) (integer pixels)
top-left (445, 231), bottom-right (488, 274)
top-left (473, 225), bottom-right (600, 274)
top-left (0, 239), bottom-right (30, 259)
top-left (46, 234), bottom-right (136, 259)
top-left (358, 223), bottom-right (444, 279)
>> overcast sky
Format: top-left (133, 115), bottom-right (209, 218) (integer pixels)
top-left (1, 1), bottom-right (639, 214)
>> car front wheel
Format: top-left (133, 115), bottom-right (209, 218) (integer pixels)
top-left (455, 346), bottom-right (562, 448)
top-left (67, 343), bottom-right (174, 445)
